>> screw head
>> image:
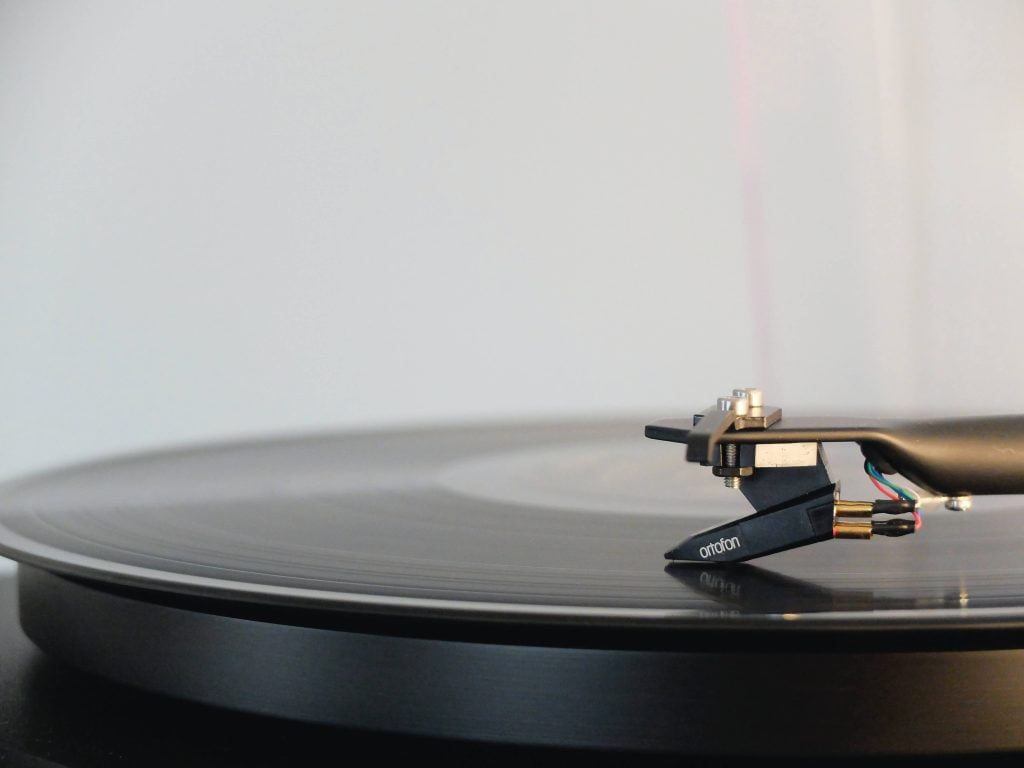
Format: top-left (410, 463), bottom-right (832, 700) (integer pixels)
top-left (729, 391), bottom-right (751, 416)
top-left (945, 496), bottom-right (972, 512)
top-left (734, 387), bottom-right (763, 408)
top-left (719, 395), bottom-right (749, 416)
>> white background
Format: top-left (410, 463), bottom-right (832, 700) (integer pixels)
top-left (1, 0), bottom-right (1023, 482)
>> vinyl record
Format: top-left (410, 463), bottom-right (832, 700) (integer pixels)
top-left (1, 419), bottom-right (1022, 625)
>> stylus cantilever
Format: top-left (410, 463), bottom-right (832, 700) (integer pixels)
top-left (646, 388), bottom-right (1024, 562)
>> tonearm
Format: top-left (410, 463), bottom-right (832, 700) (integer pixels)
top-left (646, 388), bottom-right (1024, 562)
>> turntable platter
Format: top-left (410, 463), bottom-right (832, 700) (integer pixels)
top-left (2, 421), bottom-right (1024, 755)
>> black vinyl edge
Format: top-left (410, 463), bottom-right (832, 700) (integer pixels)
top-left (30, 566), bottom-right (1024, 654)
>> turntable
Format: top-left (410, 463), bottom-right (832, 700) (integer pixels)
top-left (0, 399), bottom-right (1022, 763)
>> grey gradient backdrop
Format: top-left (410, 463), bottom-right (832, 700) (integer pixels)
top-left (1, 0), bottom-right (1023, 483)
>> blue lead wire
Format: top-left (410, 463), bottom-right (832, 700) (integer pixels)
top-left (864, 461), bottom-right (915, 502)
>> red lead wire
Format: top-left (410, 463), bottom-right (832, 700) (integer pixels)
top-left (869, 474), bottom-right (899, 501)
top-left (869, 475), bottom-right (922, 530)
